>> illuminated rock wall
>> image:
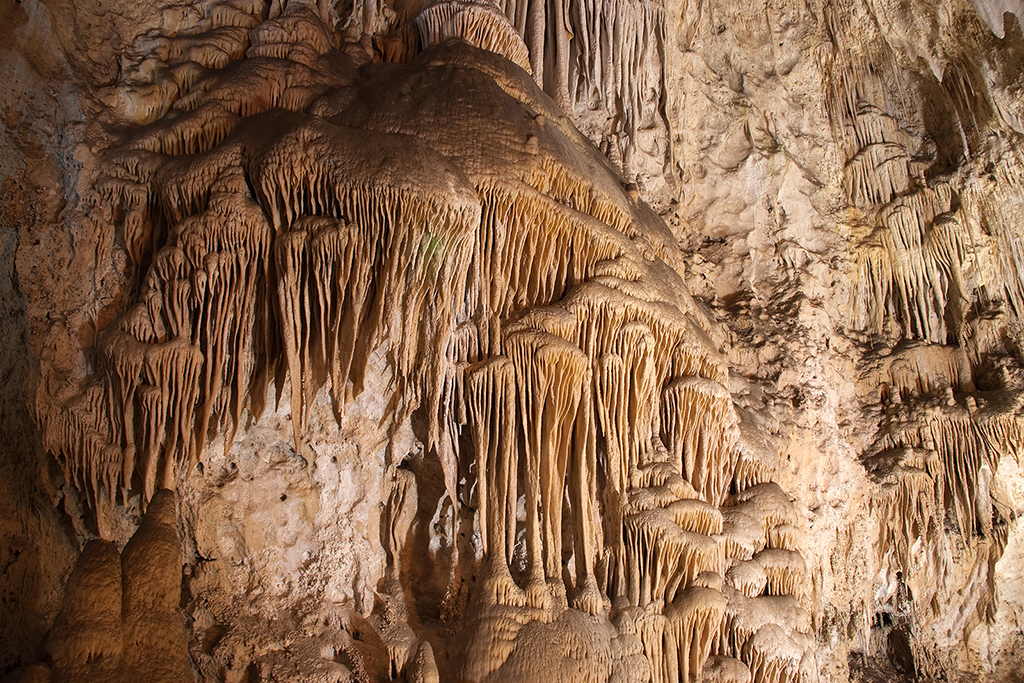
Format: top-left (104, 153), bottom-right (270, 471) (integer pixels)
top-left (2, 0), bottom-right (1024, 681)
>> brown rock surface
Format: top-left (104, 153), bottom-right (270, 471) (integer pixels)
top-left (2, 0), bottom-right (1024, 681)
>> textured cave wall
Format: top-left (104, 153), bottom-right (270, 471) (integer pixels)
top-left (0, 0), bottom-right (87, 672)
top-left (1, 0), bottom-right (1024, 681)
top-left (658, 1), bottom-right (1024, 679)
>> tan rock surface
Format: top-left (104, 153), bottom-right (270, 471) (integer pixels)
top-left (1, 0), bottom-right (1023, 681)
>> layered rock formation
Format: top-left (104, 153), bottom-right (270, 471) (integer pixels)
top-left (1, 0), bottom-right (1023, 681)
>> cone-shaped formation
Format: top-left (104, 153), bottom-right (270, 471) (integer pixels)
top-left (46, 540), bottom-right (124, 676)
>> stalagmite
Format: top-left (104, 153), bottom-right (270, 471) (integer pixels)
top-left (40, 491), bottom-right (190, 683)
top-left (46, 541), bottom-right (124, 676)
top-left (120, 491), bottom-right (191, 683)
top-left (9, 0), bottom-right (1024, 680)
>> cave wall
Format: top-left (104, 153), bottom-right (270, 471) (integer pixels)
top-left (662, 1), bottom-right (1024, 678)
top-left (2, 0), bottom-right (1024, 681)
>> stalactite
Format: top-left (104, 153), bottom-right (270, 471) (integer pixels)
top-left (817, 21), bottom-right (1017, 350)
top-left (506, 328), bottom-right (589, 606)
top-left (844, 143), bottom-right (911, 208)
top-left (558, 0), bottom-right (666, 140)
top-left (39, 11), bottom-right (820, 680)
top-left (416, 0), bottom-right (533, 72)
top-left (958, 165), bottom-right (1024, 325)
top-left (717, 589), bottom-right (812, 669)
top-left (766, 525), bottom-right (801, 552)
top-left (634, 609), bottom-right (668, 683)
top-left (248, 0), bottom-right (336, 60)
top-left (877, 406), bottom-right (1023, 540)
top-left (466, 356), bottom-right (525, 606)
top-left (385, 467), bottom-right (418, 581)
top-left (725, 484), bottom-right (798, 541)
top-left (172, 60), bottom-right (334, 118)
top-left (741, 624), bottom-right (803, 683)
top-left (864, 388), bottom-right (1024, 635)
top-left (624, 508), bottom-right (722, 608)
top-left (861, 341), bottom-right (975, 404)
top-left (667, 499), bottom-right (723, 537)
top-left (660, 377), bottom-right (739, 506)
top-left (732, 410), bottom-right (778, 494)
top-left (751, 550), bottom-right (805, 598)
top-left (866, 446), bottom-right (945, 572)
top-left (662, 587), bottom-right (727, 683)
top-left (721, 505), bottom-right (763, 563)
top-left (163, 26), bottom-right (251, 68)
top-left (847, 182), bottom-right (973, 344)
top-left (726, 561), bottom-right (767, 599)
top-left (377, 0), bottom-right (667, 151)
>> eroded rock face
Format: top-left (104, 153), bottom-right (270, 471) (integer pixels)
top-left (2, 0), bottom-right (1024, 681)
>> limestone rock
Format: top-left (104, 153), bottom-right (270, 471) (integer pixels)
top-left (2, 0), bottom-right (1024, 680)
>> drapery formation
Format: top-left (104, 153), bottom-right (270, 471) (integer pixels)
top-left (32, 0), bottom-right (936, 680)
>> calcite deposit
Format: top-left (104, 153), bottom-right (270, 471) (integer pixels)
top-left (1, 0), bottom-right (1023, 681)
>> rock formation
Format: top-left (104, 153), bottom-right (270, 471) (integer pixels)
top-left (23, 489), bottom-right (191, 683)
top-left (1, 0), bottom-right (1023, 681)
